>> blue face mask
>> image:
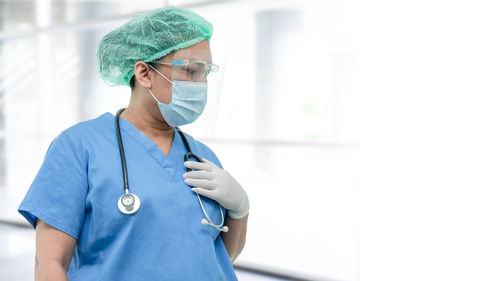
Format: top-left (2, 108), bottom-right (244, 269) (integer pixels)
top-left (147, 64), bottom-right (208, 127)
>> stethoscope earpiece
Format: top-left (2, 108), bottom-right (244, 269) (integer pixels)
top-left (201, 219), bottom-right (229, 232)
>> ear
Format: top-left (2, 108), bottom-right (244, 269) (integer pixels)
top-left (134, 61), bottom-right (153, 89)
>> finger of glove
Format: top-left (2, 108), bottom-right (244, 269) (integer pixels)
top-left (183, 170), bottom-right (213, 180)
top-left (184, 160), bottom-right (212, 171)
top-left (184, 178), bottom-right (215, 189)
top-left (191, 187), bottom-right (216, 200)
top-left (201, 158), bottom-right (216, 166)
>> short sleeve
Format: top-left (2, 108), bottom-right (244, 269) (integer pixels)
top-left (18, 130), bottom-right (88, 240)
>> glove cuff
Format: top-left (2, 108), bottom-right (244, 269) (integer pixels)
top-left (228, 194), bottom-right (250, 219)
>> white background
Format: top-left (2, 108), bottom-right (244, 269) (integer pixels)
top-left (1, 0), bottom-right (500, 281)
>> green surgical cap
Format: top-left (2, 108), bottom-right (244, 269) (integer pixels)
top-left (97, 5), bottom-right (213, 87)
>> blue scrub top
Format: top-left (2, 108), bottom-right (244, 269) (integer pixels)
top-left (18, 112), bottom-right (238, 281)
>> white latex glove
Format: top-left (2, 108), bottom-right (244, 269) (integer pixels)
top-left (183, 158), bottom-right (250, 219)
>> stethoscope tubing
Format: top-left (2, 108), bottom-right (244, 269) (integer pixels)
top-left (115, 108), bottom-right (130, 194)
top-left (114, 108), bottom-right (228, 232)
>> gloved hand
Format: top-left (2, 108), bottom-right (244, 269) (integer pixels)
top-left (183, 158), bottom-right (250, 219)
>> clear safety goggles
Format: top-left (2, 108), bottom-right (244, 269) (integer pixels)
top-left (150, 49), bottom-right (223, 83)
top-left (151, 59), bottom-right (219, 82)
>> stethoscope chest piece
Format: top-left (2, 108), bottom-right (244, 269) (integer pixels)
top-left (118, 193), bottom-right (141, 215)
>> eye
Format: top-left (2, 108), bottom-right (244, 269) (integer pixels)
top-left (183, 67), bottom-right (198, 76)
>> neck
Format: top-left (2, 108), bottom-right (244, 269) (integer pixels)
top-left (120, 91), bottom-right (175, 140)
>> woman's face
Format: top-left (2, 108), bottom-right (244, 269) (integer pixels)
top-left (149, 40), bottom-right (212, 105)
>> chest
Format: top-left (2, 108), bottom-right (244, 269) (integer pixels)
top-left (79, 126), bottom-right (225, 246)
top-left (149, 136), bottom-right (173, 159)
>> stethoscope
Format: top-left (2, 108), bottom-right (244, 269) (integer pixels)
top-left (115, 108), bottom-right (229, 232)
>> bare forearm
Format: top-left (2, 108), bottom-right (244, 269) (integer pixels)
top-left (35, 260), bottom-right (69, 281)
top-left (221, 212), bottom-right (248, 263)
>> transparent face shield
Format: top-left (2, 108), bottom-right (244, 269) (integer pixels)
top-left (150, 49), bottom-right (226, 132)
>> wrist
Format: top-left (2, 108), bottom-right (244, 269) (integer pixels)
top-left (228, 194), bottom-right (250, 219)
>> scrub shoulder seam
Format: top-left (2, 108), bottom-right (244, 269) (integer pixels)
top-left (19, 207), bottom-right (81, 240)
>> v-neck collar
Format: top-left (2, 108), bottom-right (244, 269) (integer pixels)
top-left (103, 112), bottom-right (184, 177)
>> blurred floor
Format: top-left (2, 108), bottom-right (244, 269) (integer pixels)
top-left (0, 223), bottom-right (291, 281)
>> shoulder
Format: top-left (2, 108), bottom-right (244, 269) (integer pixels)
top-left (60, 112), bottom-right (112, 139)
top-left (48, 112), bottom-right (112, 152)
top-left (54, 112), bottom-right (112, 141)
top-left (177, 130), bottom-right (215, 155)
top-left (177, 129), bottom-right (223, 169)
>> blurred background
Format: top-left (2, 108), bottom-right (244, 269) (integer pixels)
top-left (1, 0), bottom-right (500, 281)
top-left (0, 0), bottom-right (359, 280)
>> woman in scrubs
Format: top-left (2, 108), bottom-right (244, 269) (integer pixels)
top-left (18, 6), bottom-right (249, 280)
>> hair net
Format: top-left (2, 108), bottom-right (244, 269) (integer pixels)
top-left (97, 5), bottom-right (213, 87)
